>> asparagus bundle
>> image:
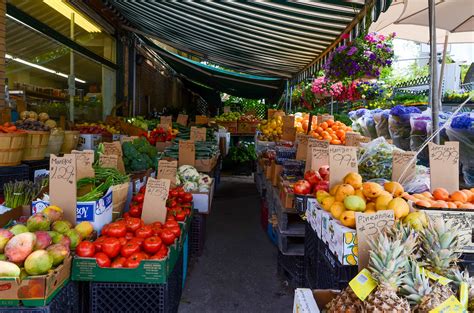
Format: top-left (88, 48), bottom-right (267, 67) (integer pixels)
top-left (4, 180), bottom-right (42, 209)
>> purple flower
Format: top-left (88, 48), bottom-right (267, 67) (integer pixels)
top-left (376, 43), bottom-right (383, 49)
top-left (336, 45), bottom-right (347, 52)
top-left (347, 46), bottom-right (358, 56)
top-left (385, 47), bottom-right (392, 53)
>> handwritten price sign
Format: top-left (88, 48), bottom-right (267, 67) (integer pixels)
top-left (429, 142), bottom-right (459, 193)
top-left (160, 116), bottom-right (172, 127)
top-left (157, 160), bottom-right (177, 184)
top-left (190, 126), bottom-right (206, 142)
top-left (305, 139), bottom-right (329, 172)
top-left (296, 134), bottom-right (308, 160)
top-left (177, 114), bottom-right (188, 126)
top-left (329, 146), bottom-right (358, 188)
top-left (392, 150), bottom-right (416, 182)
top-left (142, 178), bottom-right (171, 224)
top-left (71, 150), bottom-right (94, 180)
top-left (179, 140), bottom-right (195, 166)
top-left (49, 154), bottom-right (77, 223)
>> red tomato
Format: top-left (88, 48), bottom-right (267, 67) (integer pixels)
top-left (168, 226), bottom-right (181, 238)
top-left (123, 212), bottom-right (130, 219)
top-left (95, 252), bottom-right (111, 268)
top-left (128, 237), bottom-right (144, 248)
top-left (164, 220), bottom-right (179, 228)
top-left (169, 189), bottom-right (179, 198)
top-left (114, 219), bottom-right (127, 226)
top-left (149, 252), bottom-right (166, 260)
top-left (166, 216), bottom-right (176, 222)
top-left (100, 224), bottom-right (110, 236)
top-left (160, 229), bottom-right (175, 246)
top-left (151, 221), bottom-right (162, 228)
top-left (132, 194), bottom-right (144, 203)
top-left (168, 200), bottom-right (177, 208)
top-left (125, 252), bottom-right (148, 268)
top-left (126, 217), bottom-right (143, 232)
top-left (128, 205), bottom-right (142, 218)
top-left (183, 192), bottom-right (193, 203)
top-left (158, 244), bottom-right (168, 255)
top-left (101, 237), bottom-right (121, 258)
top-left (178, 190), bottom-right (185, 198)
top-left (120, 242), bottom-right (141, 258)
top-left (293, 180), bottom-right (312, 195)
top-left (175, 211), bottom-right (186, 221)
top-left (135, 225), bottom-right (153, 238)
top-left (151, 225), bottom-right (162, 236)
top-left (111, 256), bottom-right (127, 268)
top-left (125, 232), bottom-right (134, 241)
top-left (142, 236), bottom-right (162, 254)
top-left (106, 223), bottom-right (127, 238)
top-left (118, 237), bottom-right (127, 246)
top-left (76, 241), bottom-right (96, 257)
top-left (93, 236), bottom-right (107, 252)
top-left (304, 170), bottom-right (322, 186)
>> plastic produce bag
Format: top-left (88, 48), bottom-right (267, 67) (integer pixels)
top-left (360, 109), bottom-right (381, 139)
top-left (389, 105), bottom-right (421, 151)
top-left (349, 109), bottom-right (368, 134)
top-left (446, 112), bottom-right (474, 186)
top-left (410, 110), bottom-right (431, 166)
top-left (403, 166), bottom-right (430, 193)
top-left (358, 137), bottom-right (402, 181)
top-left (427, 111), bottom-right (452, 144)
top-left (374, 109), bottom-right (391, 139)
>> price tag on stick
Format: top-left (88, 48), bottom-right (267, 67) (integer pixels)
top-left (160, 116), bottom-right (172, 127)
top-left (392, 150), bottom-right (417, 182)
top-left (329, 146), bottom-right (358, 188)
top-left (429, 141), bottom-right (459, 193)
top-left (282, 115), bottom-right (296, 141)
top-left (305, 139), bottom-right (328, 172)
top-left (190, 126), bottom-right (206, 142)
top-left (142, 178), bottom-right (171, 224)
top-left (195, 115), bottom-right (208, 125)
top-left (177, 114), bottom-right (188, 126)
top-left (179, 140), bottom-right (195, 166)
top-left (310, 144), bottom-right (329, 172)
top-left (71, 150), bottom-right (94, 180)
top-left (99, 154), bottom-right (119, 169)
top-left (157, 160), bottom-right (177, 185)
top-left (295, 133), bottom-right (308, 160)
top-left (49, 154), bottom-right (77, 224)
top-left (356, 210), bottom-right (395, 271)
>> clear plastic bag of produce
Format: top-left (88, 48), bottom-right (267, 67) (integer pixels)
top-left (373, 109), bottom-right (391, 139)
top-left (446, 112), bottom-right (474, 186)
top-left (427, 111), bottom-right (452, 144)
top-left (358, 137), bottom-right (401, 181)
top-left (360, 109), bottom-right (382, 139)
top-left (349, 109), bottom-right (368, 134)
top-left (403, 166), bottom-right (430, 193)
top-left (389, 105), bottom-right (421, 151)
top-left (410, 110), bottom-right (431, 166)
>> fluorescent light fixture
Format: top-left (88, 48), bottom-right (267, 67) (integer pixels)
top-left (43, 0), bottom-right (101, 33)
top-left (6, 53), bottom-right (86, 83)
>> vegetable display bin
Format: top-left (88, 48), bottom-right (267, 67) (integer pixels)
top-left (60, 131), bottom-right (80, 154)
top-left (22, 131), bottom-right (50, 161)
top-left (45, 131), bottom-right (64, 157)
top-left (0, 132), bottom-right (27, 166)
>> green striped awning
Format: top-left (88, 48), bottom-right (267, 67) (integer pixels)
top-left (107, 1), bottom-right (391, 89)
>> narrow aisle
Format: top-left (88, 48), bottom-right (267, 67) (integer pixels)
top-left (179, 176), bottom-right (294, 313)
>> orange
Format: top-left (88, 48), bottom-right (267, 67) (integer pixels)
top-left (433, 200), bottom-right (449, 208)
top-left (454, 201), bottom-right (465, 208)
top-left (326, 119), bottom-right (334, 126)
top-left (416, 200), bottom-right (431, 208)
top-left (447, 202), bottom-right (457, 209)
top-left (330, 139), bottom-right (342, 145)
top-left (321, 131), bottom-right (329, 138)
top-left (433, 188), bottom-right (450, 201)
top-left (316, 127), bottom-right (324, 134)
top-left (450, 191), bottom-right (468, 203)
top-left (326, 128), bottom-right (334, 134)
top-left (320, 122), bottom-right (328, 130)
top-left (460, 189), bottom-right (473, 202)
top-left (336, 130), bottom-right (345, 138)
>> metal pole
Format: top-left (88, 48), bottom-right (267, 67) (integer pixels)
top-left (69, 13), bottom-right (75, 122)
top-left (285, 80), bottom-right (289, 113)
top-left (289, 86), bottom-right (293, 113)
top-left (132, 45), bottom-right (137, 117)
top-left (429, 0), bottom-right (440, 144)
top-left (438, 32), bottom-right (449, 101)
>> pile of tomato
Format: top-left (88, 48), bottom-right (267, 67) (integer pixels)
top-left (75, 216), bottom-right (182, 268)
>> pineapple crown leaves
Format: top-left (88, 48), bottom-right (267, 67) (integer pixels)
top-left (367, 232), bottom-right (410, 289)
top-left (386, 221), bottom-right (419, 255)
top-left (420, 218), bottom-right (462, 275)
top-left (400, 259), bottom-right (432, 305)
top-left (447, 268), bottom-right (472, 287)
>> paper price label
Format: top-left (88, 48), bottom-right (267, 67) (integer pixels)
top-left (329, 146), bottom-right (358, 188)
top-left (460, 282), bottom-right (468, 310)
top-left (177, 114), bottom-right (188, 126)
top-left (223, 106), bottom-right (230, 113)
top-left (157, 160), bottom-right (177, 185)
top-left (195, 115), bottom-right (208, 125)
top-left (142, 178), bottom-right (171, 224)
top-left (282, 115), bottom-right (296, 141)
top-left (422, 268), bottom-right (452, 286)
top-left (296, 134), bottom-right (309, 160)
top-left (71, 150), bottom-right (94, 180)
top-left (429, 142), bottom-right (460, 193)
top-left (120, 136), bottom-right (138, 144)
top-left (99, 154), bottom-right (118, 169)
top-left (355, 210), bottom-right (395, 270)
top-left (392, 150), bottom-right (416, 182)
top-left (349, 269), bottom-right (378, 301)
top-left (310, 146), bottom-right (329, 172)
top-left (429, 295), bottom-right (465, 313)
top-left (305, 139), bottom-right (329, 172)
top-left (190, 126), bottom-right (206, 142)
top-left (160, 115), bottom-right (172, 127)
top-left (345, 132), bottom-right (371, 147)
top-left (49, 154), bottom-right (77, 224)
top-left (179, 140), bottom-right (195, 166)
top-left (102, 142), bottom-right (122, 156)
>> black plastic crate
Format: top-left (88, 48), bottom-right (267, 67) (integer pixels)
top-left (294, 195), bottom-right (315, 214)
top-left (304, 222), bottom-right (319, 289)
top-left (277, 251), bottom-right (306, 288)
top-left (22, 159), bottom-right (50, 183)
top-left (274, 196), bottom-right (305, 235)
top-left (460, 253), bottom-right (474, 275)
top-left (89, 253), bottom-right (183, 313)
top-left (277, 226), bottom-right (305, 256)
top-left (0, 164), bottom-right (29, 196)
top-left (189, 211), bottom-right (206, 258)
top-left (0, 281), bottom-right (80, 313)
top-left (317, 236), bottom-right (358, 290)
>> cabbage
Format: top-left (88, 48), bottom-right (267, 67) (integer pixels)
top-left (178, 165), bottom-right (199, 182)
top-left (175, 175), bottom-right (181, 186)
top-left (199, 185), bottom-right (210, 193)
top-left (183, 181), bottom-right (198, 192)
top-left (198, 174), bottom-right (212, 186)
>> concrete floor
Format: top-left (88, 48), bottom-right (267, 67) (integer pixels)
top-left (179, 176), bottom-right (294, 313)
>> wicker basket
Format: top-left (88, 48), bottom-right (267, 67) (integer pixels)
top-left (0, 132), bottom-right (27, 166)
top-left (60, 131), bottom-right (80, 154)
top-left (22, 131), bottom-right (50, 161)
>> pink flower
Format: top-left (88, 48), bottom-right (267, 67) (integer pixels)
top-left (341, 33), bottom-right (350, 39)
top-left (378, 34), bottom-right (385, 41)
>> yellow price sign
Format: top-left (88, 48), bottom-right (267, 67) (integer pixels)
top-left (429, 295), bottom-right (466, 313)
top-left (349, 268), bottom-right (378, 301)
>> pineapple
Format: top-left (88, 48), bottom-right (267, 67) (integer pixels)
top-left (386, 221), bottom-right (419, 256)
top-left (325, 286), bottom-right (365, 313)
top-left (448, 268), bottom-right (474, 311)
top-left (363, 232), bottom-right (412, 312)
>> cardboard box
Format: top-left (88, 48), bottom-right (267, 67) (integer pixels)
top-left (327, 218), bottom-right (358, 266)
top-left (265, 161), bottom-right (273, 180)
top-left (272, 164), bottom-right (283, 186)
top-left (216, 121), bottom-right (237, 133)
top-left (312, 289), bottom-right (340, 312)
top-left (112, 182), bottom-right (131, 221)
top-left (279, 182), bottom-right (295, 211)
top-left (191, 179), bottom-right (215, 214)
top-left (293, 288), bottom-right (320, 313)
top-left (194, 155), bottom-right (219, 173)
top-left (0, 256), bottom-right (72, 307)
top-left (77, 134), bottom-right (102, 151)
top-left (237, 121), bottom-right (259, 134)
top-left (72, 241), bottom-right (179, 284)
top-left (32, 188), bottom-right (114, 233)
top-left (306, 198), bottom-right (321, 237)
top-left (156, 141), bottom-right (172, 152)
top-left (319, 210), bottom-right (332, 245)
